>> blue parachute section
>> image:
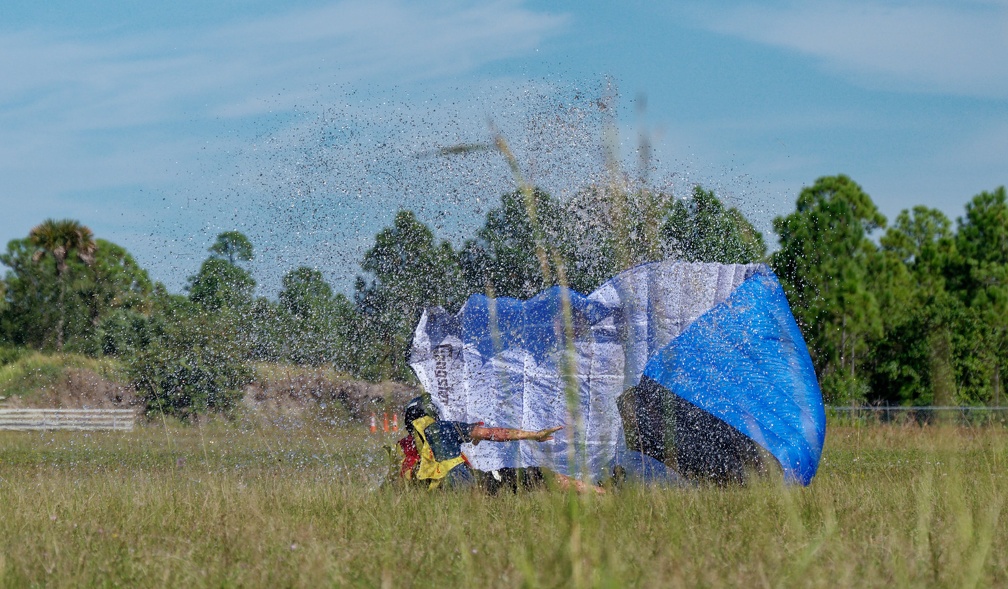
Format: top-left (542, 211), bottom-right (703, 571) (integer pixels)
top-left (410, 261), bottom-right (826, 485)
top-left (641, 270), bottom-right (825, 485)
top-left (458, 286), bottom-right (613, 365)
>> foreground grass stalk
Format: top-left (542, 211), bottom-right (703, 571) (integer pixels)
top-left (492, 129), bottom-right (552, 284)
top-left (494, 132), bottom-right (593, 588)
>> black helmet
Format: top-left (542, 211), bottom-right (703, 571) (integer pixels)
top-left (403, 396), bottom-right (436, 431)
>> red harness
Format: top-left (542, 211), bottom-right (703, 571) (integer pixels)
top-left (397, 435), bottom-right (420, 478)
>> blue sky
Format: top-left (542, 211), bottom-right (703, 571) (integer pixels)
top-left (1, 0), bottom-right (1006, 295)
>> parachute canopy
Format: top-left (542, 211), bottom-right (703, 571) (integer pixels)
top-left (410, 261), bottom-right (826, 485)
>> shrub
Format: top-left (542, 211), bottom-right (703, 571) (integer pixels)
top-left (0, 345), bottom-right (27, 367)
top-left (129, 308), bottom-right (252, 421)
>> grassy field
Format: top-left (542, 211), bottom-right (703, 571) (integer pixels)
top-left (0, 421), bottom-right (1005, 588)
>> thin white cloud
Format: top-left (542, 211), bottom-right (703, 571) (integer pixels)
top-left (0, 0), bottom-right (568, 130)
top-left (693, 0), bottom-right (1008, 98)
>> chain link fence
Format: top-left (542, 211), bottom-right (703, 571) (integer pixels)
top-left (827, 405), bottom-right (1008, 426)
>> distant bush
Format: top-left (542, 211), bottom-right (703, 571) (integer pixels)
top-left (97, 309), bottom-right (157, 357)
top-left (0, 345), bottom-right (28, 367)
top-left (822, 371), bottom-right (870, 406)
top-left (129, 306), bottom-right (252, 421)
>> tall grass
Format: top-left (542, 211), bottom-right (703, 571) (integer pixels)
top-left (0, 423), bottom-right (1004, 587)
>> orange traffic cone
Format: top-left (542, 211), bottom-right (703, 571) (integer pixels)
top-left (370, 412), bottom-right (377, 434)
top-left (382, 412), bottom-right (390, 433)
top-left (392, 413), bottom-right (399, 432)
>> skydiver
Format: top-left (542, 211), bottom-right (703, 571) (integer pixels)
top-left (390, 396), bottom-right (603, 494)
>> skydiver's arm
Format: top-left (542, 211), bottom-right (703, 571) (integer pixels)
top-left (470, 425), bottom-right (563, 444)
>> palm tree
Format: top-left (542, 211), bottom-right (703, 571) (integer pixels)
top-left (28, 219), bottom-right (96, 351)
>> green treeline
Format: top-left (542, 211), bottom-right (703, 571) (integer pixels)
top-left (1, 175), bottom-right (1006, 417)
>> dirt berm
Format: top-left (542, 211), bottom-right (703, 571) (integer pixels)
top-left (1, 364), bottom-right (418, 424)
top-left (243, 367), bottom-right (418, 423)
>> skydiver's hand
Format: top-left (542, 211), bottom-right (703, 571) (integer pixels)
top-left (531, 426), bottom-right (563, 442)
